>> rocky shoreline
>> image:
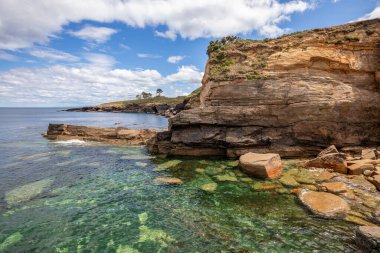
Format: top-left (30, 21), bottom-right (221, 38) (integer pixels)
top-left (51, 19), bottom-right (380, 252)
top-left (43, 123), bottom-right (380, 251)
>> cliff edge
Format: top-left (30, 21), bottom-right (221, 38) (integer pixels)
top-left (149, 19), bottom-right (380, 158)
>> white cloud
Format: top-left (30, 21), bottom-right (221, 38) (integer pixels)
top-left (29, 48), bottom-right (80, 62)
top-left (165, 65), bottom-right (203, 84)
top-left (0, 51), bottom-right (18, 61)
top-left (84, 53), bottom-right (116, 69)
top-left (119, 43), bottom-right (131, 50)
top-left (137, 53), bottom-right (161, 59)
top-left (358, 6), bottom-right (380, 21)
top-left (69, 25), bottom-right (117, 43)
top-left (0, 0), bottom-right (312, 50)
top-left (167, 55), bottom-right (185, 64)
top-left (0, 64), bottom-right (203, 106)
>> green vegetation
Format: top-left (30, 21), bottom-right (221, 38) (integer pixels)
top-left (206, 36), bottom-right (239, 56)
top-left (344, 36), bottom-right (360, 42)
top-left (99, 96), bottom-right (186, 107)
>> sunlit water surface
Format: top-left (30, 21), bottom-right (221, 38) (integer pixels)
top-left (0, 108), bottom-right (357, 252)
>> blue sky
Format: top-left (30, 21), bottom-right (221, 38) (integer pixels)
top-left (0, 0), bottom-right (379, 107)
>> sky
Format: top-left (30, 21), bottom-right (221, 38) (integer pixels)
top-left (0, 0), bottom-right (379, 107)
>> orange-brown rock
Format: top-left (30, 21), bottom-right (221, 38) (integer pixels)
top-left (320, 182), bottom-right (348, 193)
top-left (305, 153), bottom-right (348, 174)
top-left (367, 175), bottom-right (380, 191)
top-left (44, 123), bottom-right (156, 145)
top-left (148, 19), bottom-right (380, 158)
top-left (239, 152), bottom-right (282, 179)
top-left (348, 163), bottom-right (375, 175)
top-left (153, 177), bottom-right (183, 185)
top-left (299, 191), bottom-right (350, 219)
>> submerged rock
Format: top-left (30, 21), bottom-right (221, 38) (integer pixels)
top-left (200, 183), bottom-right (218, 192)
top-left (299, 191), bottom-right (349, 219)
top-left (154, 160), bottom-right (182, 171)
top-left (5, 179), bottom-right (53, 206)
top-left (355, 226), bottom-right (380, 253)
top-left (154, 177), bottom-right (183, 185)
top-left (214, 172), bottom-right (238, 182)
top-left (279, 175), bottom-right (299, 188)
top-left (0, 232), bottom-right (23, 252)
top-left (239, 153), bottom-right (282, 179)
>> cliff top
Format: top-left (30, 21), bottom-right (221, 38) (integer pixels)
top-left (205, 18), bottom-right (380, 82)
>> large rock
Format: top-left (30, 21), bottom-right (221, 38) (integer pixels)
top-left (239, 153), bottom-right (282, 179)
top-left (348, 163), bottom-right (375, 175)
top-left (305, 153), bottom-right (348, 174)
top-left (148, 19), bottom-right (380, 158)
top-left (299, 191), bottom-right (350, 219)
top-left (320, 182), bottom-right (348, 193)
top-left (355, 226), bottom-right (380, 253)
top-left (318, 145), bottom-right (339, 157)
top-left (362, 149), bottom-right (378, 160)
top-left (44, 124), bottom-right (156, 145)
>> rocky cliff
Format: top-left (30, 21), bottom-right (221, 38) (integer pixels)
top-left (149, 19), bottom-right (380, 158)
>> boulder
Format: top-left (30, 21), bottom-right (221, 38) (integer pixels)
top-left (299, 191), bottom-right (349, 219)
top-left (239, 153), bottom-right (282, 179)
top-left (362, 149), bottom-right (378, 160)
top-left (320, 182), bottom-right (348, 193)
top-left (355, 226), bottom-right (380, 253)
top-left (348, 163), bottom-right (375, 175)
top-left (318, 145), bottom-right (339, 157)
top-left (305, 153), bottom-right (347, 174)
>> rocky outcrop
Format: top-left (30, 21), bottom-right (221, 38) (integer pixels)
top-left (66, 91), bottom-right (201, 118)
top-left (299, 191), bottom-right (350, 219)
top-left (148, 19), bottom-right (380, 158)
top-left (44, 123), bottom-right (156, 145)
top-left (239, 152), bottom-right (282, 179)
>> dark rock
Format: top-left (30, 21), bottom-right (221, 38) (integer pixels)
top-left (356, 226), bottom-right (380, 253)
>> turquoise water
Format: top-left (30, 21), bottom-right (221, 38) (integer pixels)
top-left (0, 108), bottom-right (357, 252)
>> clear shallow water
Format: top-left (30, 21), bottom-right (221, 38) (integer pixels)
top-left (0, 108), bottom-right (357, 252)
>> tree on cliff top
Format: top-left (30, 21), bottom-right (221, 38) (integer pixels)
top-left (156, 88), bottom-right (163, 97)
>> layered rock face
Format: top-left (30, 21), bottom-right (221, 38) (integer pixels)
top-left (149, 19), bottom-right (380, 158)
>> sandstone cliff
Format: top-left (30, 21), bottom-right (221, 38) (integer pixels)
top-left (149, 19), bottom-right (380, 158)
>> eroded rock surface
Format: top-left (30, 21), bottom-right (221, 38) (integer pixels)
top-left (148, 19), bottom-right (380, 158)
